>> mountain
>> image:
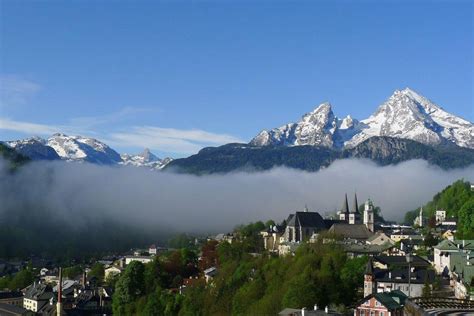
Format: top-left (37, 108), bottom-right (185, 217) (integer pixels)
top-left (5, 137), bottom-right (60, 160)
top-left (46, 133), bottom-right (122, 164)
top-left (251, 88), bottom-right (474, 149)
top-left (4, 134), bottom-right (173, 169)
top-left (120, 148), bottom-right (173, 170)
top-left (166, 136), bottom-right (474, 174)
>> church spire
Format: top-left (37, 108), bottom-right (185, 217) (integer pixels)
top-left (352, 193), bottom-right (359, 214)
top-left (342, 193), bottom-right (349, 214)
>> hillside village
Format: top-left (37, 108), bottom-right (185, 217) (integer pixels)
top-left (0, 184), bottom-right (473, 315)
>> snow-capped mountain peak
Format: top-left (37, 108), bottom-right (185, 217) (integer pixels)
top-left (46, 133), bottom-right (122, 164)
top-left (250, 88), bottom-right (474, 149)
top-left (120, 149), bottom-right (172, 170)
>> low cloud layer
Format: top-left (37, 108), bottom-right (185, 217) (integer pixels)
top-left (1, 158), bottom-right (473, 234)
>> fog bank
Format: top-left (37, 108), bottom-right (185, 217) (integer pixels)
top-left (1, 158), bottom-right (473, 233)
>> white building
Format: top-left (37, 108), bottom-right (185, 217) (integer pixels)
top-left (435, 210), bottom-right (446, 224)
top-left (124, 256), bottom-right (153, 265)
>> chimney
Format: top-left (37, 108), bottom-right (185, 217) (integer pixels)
top-left (302, 307), bottom-right (306, 316)
top-left (57, 267), bottom-right (63, 316)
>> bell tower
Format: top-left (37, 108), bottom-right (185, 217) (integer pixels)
top-left (364, 259), bottom-right (375, 297)
top-left (363, 199), bottom-right (374, 232)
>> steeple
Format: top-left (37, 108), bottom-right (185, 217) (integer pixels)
top-left (352, 193), bottom-right (359, 214)
top-left (343, 194), bottom-right (349, 214)
top-left (365, 258), bottom-right (374, 275)
top-left (419, 207), bottom-right (423, 227)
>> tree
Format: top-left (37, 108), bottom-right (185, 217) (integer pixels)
top-left (112, 261), bottom-right (145, 315)
top-left (88, 263), bottom-right (105, 281)
top-left (8, 268), bottom-right (34, 290)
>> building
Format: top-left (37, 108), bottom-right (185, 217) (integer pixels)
top-left (0, 291), bottom-right (23, 307)
top-left (261, 225), bottom-right (284, 253)
top-left (449, 252), bottom-right (474, 299)
top-left (338, 193), bottom-right (361, 225)
top-left (364, 258), bottom-right (436, 297)
top-left (435, 210), bottom-right (446, 224)
top-left (149, 244), bottom-right (157, 255)
top-left (104, 266), bottom-right (123, 280)
top-left (22, 283), bottom-right (53, 313)
top-left (203, 267), bottom-right (217, 284)
top-left (413, 207), bottom-right (424, 228)
top-left (0, 303), bottom-right (33, 316)
top-left (367, 232), bottom-right (394, 246)
top-left (284, 209), bottom-right (327, 243)
top-left (433, 239), bottom-right (474, 275)
top-left (355, 290), bottom-right (407, 316)
top-left (124, 256), bottom-right (154, 265)
top-left (363, 199), bottom-right (375, 233)
top-left (328, 223), bottom-right (373, 242)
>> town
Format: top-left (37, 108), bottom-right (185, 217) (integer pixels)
top-left (0, 181), bottom-right (473, 315)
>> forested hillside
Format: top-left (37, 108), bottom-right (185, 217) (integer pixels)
top-left (405, 180), bottom-right (474, 238)
top-left (112, 230), bottom-right (367, 315)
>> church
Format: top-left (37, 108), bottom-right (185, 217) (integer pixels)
top-left (336, 193), bottom-right (375, 233)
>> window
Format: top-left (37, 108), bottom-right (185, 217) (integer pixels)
top-left (380, 312), bottom-right (384, 316)
top-left (360, 311), bottom-right (365, 316)
top-left (370, 311), bottom-right (375, 316)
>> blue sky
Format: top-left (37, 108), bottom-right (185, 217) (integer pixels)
top-left (0, 0), bottom-right (472, 157)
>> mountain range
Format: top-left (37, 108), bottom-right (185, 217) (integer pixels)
top-left (250, 88), bottom-right (474, 149)
top-left (3, 134), bottom-right (173, 170)
top-left (2, 88), bottom-right (474, 173)
top-left (167, 88), bottom-right (474, 173)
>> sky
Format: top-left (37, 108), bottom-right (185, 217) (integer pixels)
top-left (0, 0), bottom-right (473, 158)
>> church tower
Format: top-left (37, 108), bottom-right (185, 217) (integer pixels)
top-left (349, 193), bottom-right (359, 225)
top-left (364, 259), bottom-right (376, 298)
top-left (339, 194), bottom-right (350, 222)
top-left (363, 199), bottom-right (374, 232)
top-left (418, 207), bottom-right (423, 227)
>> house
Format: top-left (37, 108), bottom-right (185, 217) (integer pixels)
top-left (149, 244), bottom-right (157, 255)
top-left (203, 267), bottom-right (217, 283)
top-left (433, 239), bottom-right (474, 274)
top-left (279, 306), bottom-right (341, 315)
top-left (343, 243), bottom-right (395, 259)
top-left (22, 283), bottom-right (53, 312)
top-left (261, 225), bottom-right (284, 253)
top-left (0, 303), bottom-right (33, 316)
top-left (0, 291), bottom-right (23, 307)
top-left (435, 210), bottom-right (446, 224)
top-left (283, 209), bottom-right (327, 243)
top-left (367, 232), bottom-right (394, 246)
top-left (278, 242), bottom-right (301, 257)
top-left (399, 238), bottom-right (424, 253)
top-left (441, 229), bottom-right (455, 241)
top-left (212, 233), bottom-right (235, 244)
top-left (355, 290), bottom-right (407, 316)
top-left (104, 266), bottom-right (123, 280)
top-left (449, 252), bottom-right (474, 299)
top-left (372, 255), bottom-right (431, 270)
top-left (124, 256), bottom-right (153, 265)
top-left (364, 258), bottom-right (436, 297)
top-left (389, 229), bottom-right (419, 243)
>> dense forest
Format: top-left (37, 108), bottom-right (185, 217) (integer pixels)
top-left (404, 180), bottom-right (474, 238)
top-left (111, 224), bottom-right (367, 316)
